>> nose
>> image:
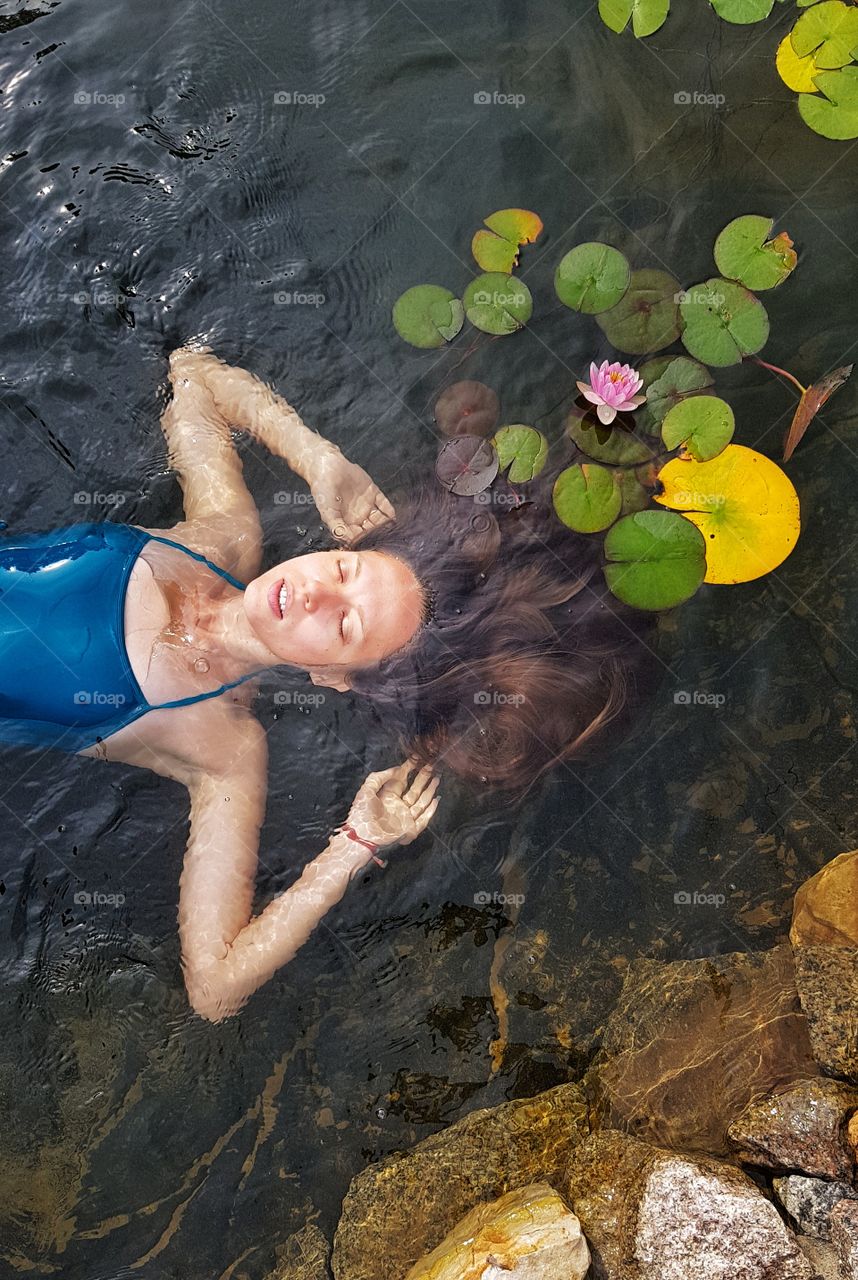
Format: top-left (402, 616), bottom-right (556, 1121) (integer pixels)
top-left (302, 578), bottom-right (336, 613)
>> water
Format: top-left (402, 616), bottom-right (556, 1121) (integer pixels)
top-left (1, 0), bottom-right (857, 1275)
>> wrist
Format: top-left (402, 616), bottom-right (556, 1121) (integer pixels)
top-left (330, 826), bottom-right (388, 872)
top-left (303, 438), bottom-right (342, 484)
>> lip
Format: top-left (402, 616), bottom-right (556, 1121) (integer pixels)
top-left (267, 577), bottom-right (292, 619)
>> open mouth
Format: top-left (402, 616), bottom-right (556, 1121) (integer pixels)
top-left (267, 577), bottom-right (292, 619)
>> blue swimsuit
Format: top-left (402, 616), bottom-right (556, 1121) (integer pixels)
top-left (0, 521), bottom-right (256, 753)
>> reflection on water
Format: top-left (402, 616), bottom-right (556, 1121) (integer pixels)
top-left (1, 0), bottom-right (858, 1274)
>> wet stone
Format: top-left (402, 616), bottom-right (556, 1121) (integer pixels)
top-left (830, 1200), bottom-right (858, 1277)
top-left (794, 1236), bottom-right (842, 1280)
top-left (331, 1082), bottom-right (590, 1280)
top-left (727, 1077), bottom-right (858, 1180)
top-left (791, 849), bottom-right (858, 948)
top-left (268, 1222), bottom-right (330, 1279)
top-left (773, 1174), bottom-right (858, 1241)
top-left (793, 946), bottom-right (858, 1084)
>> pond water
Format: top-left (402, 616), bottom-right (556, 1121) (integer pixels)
top-left (1, 0), bottom-right (858, 1276)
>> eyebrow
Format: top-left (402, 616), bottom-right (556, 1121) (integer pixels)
top-left (354, 555), bottom-right (365, 642)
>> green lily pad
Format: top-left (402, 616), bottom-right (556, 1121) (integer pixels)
top-left (492, 425), bottom-right (549, 482)
top-left (791, 1), bottom-right (858, 68)
top-left (566, 405), bottom-right (655, 465)
top-left (710, 0), bottom-right (774, 23)
top-left (595, 268), bottom-right (683, 355)
top-left (713, 215), bottom-right (798, 290)
top-left (604, 509), bottom-right (707, 609)
top-left (661, 394), bottom-right (735, 461)
top-left (553, 463), bottom-right (622, 533)
top-left (618, 467), bottom-right (652, 514)
top-left (393, 285), bottom-right (464, 349)
top-left (463, 273), bottom-right (533, 335)
top-left (599, 0), bottom-right (670, 37)
top-left (554, 243), bottom-right (631, 315)
top-left (799, 65), bottom-right (858, 138)
top-left (679, 278), bottom-right (770, 366)
top-left (638, 356), bottom-right (715, 432)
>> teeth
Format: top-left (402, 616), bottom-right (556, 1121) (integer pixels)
top-left (279, 583), bottom-right (287, 615)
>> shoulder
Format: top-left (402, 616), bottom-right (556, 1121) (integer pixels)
top-left (132, 511), bottom-right (263, 585)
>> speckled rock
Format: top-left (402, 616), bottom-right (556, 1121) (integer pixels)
top-left (269, 1223), bottom-right (330, 1279)
top-left (566, 1131), bottom-right (814, 1280)
top-left (793, 946), bottom-right (858, 1084)
top-left (794, 1236), bottom-right (842, 1280)
top-left (773, 1174), bottom-right (858, 1241)
top-left (403, 1183), bottom-right (590, 1279)
top-left (727, 1077), bottom-right (858, 1180)
top-left (331, 1082), bottom-right (590, 1280)
top-left (831, 1199), bottom-right (858, 1276)
top-left (588, 946), bottom-right (816, 1154)
top-left (791, 850), bottom-right (858, 948)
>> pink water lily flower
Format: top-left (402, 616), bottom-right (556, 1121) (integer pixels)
top-left (576, 360), bottom-right (646, 425)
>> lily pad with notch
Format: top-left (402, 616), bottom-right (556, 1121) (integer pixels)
top-left (554, 242), bottom-right (631, 315)
top-left (604, 509), bottom-right (707, 609)
top-left (492, 425), bottom-right (549, 482)
top-left (595, 268), bottom-right (683, 355)
top-left (553, 462), bottom-right (622, 532)
top-left (566, 403), bottom-right (656, 465)
top-left (680, 278), bottom-right (769, 366)
top-left (713, 215), bottom-right (797, 291)
top-left (638, 355), bottom-right (715, 432)
top-left (393, 285), bottom-right (464, 349)
top-left (435, 435), bottom-right (499, 496)
top-left (661, 395), bottom-right (735, 461)
top-left (463, 273), bottom-right (533, 335)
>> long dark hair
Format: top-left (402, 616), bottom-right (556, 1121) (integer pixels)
top-left (348, 458), bottom-right (659, 797)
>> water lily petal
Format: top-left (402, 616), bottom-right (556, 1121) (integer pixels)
top-left (597, 402), bottom-right (618, 425)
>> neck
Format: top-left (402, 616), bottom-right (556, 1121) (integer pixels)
top-left (194, 585), bottom-right (288, 681)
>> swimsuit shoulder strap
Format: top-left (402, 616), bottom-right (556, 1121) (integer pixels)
top-left (143, 531), bottom-right (248, 591)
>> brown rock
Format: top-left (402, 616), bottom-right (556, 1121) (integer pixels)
top-left (588, 946), bottom-right (816, 1154)
top-left (830, 1199), bottom-right (858, 1277)
top-left (795, 1237), bottom-right (842, 1280)
top-left (269, 1223), bottom-right (330, 1280)
top-left (727, 1077), bottom-right (858, 1180)
top-left (793, 946), bottom-right (858, 1084)
top-left (331, 1082), bottom-right (589, 1280)
top-left (773, 1174), bottom-right (858, 1240)
top-left (791, 850), bottom-right (858, 947)
top-left (849, 1112), bottom-right (858, 1160)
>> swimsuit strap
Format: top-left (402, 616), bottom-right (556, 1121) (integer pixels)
top-left (144, 532), bottom-right (248, 591)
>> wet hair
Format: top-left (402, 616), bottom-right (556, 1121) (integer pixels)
top-left (348, 462), bottom-right (659, 797)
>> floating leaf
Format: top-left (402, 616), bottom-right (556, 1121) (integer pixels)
top-left (599, 0), bottom-right (670, 37)
top-left (799, 65), bottom-right (858, 138)
top-left (791, 1), bottom-right (858, 68)
top-left (393, 285), bottom-right (464, 349)
top-left (434, 381), bottom-right (500, 437)
top-left (463, 273), bottom-right (533, 335)
top-left (776, 32), bottom-right (823, 92)
top-left (655, 444), bottom-right (800, 583)
top-left (472, 209), bottom-right (543, 273)
top-left (679, 278), bottom-right (770, 366)
top-left (595, 268), bottom-right (682, 355)
top-left (661, 395), bottom-right (735, 461)
top-left (435, 435), bottom-right (499, 496)
top-left (713, 215), bottom-right (798, 291)
top-left (604, 510), bottom-right (707, 609)
top-left (618, 467), bottom-right (652, 514)
top-left (710, 0), bottom-right (774, 22)
top-left (492, 425), bottom-right (549, 482)
top-left (566, 404), bottom-right (655, 464)
top-left (554, 243), bottom-right (631, 314)
top-left (638, 356), bottom-right (715, 431)
top-left (783, 364), bottom-right (853, 460)
top-left (553, 463), bottom-right (622, 532)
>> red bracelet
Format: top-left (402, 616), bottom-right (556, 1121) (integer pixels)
top-left (338, 824), bottom-right (388, 868)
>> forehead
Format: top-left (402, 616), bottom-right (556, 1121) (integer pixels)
top-left (355, 550), bottom-right (424, 662)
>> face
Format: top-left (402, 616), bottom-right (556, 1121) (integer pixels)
top-left (244, 549), bottom-right (424, 674)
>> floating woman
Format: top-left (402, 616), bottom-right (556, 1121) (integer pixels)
top-left (0, 348), bottom-right (652, 1021)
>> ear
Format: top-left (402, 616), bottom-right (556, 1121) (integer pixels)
top-left (308, 666), bottom-right (352, 693)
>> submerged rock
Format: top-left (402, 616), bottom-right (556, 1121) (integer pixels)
top-left (831, 1199), bottom-right (858, 1276)
top-left (773, 1174), bottom-right (858, 1240)
top-left (791, 849), bottom-right (858, 947)
top-left (588, 946), bottom-right (816, 1153)
top-left (727, 1077), bottom-right (858, 1180)
top-left (331, 1082), bottom-right (589, 1280)
top-left (402, 1182), bottom-right (590, 1280)
top-left (794, 1236), bottom-right (842, 1280)
top-left (793, 946), bottom-right (858, 1084)
top-left (566, 1130), bottom-right (814, 1280)
top-left (269, 1222), bottom-right (330, 1279)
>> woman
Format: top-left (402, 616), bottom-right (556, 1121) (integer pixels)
top-left (0, 349), bottom-right (652, 1021)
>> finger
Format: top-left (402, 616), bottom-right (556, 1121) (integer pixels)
top-left (367, 508), bottom-right (390, 528)
top-left (411, 776), bottom-right (440, 815)
top-left (364, 765), bottom-right (401, 793)
top-left (403, 764), bottom-right (435, 806)
top-left (401, 794), bottom-right (440, 843)
top-left (375, 492), bottom-right (396, 520)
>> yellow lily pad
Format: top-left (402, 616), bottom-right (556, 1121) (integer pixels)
top-left (654, 444), bottom-right (800, 584)
top-left (776, 33), bottom-right (822, 93)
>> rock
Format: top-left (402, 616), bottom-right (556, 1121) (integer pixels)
top-left (773, 1174), bottom-right (858, 1240)
top-left (791, 850), bottom-right (858, 947)
top-left (588, 946), bottom-right (816, 1154)
top-left (566, 1131), bottom-right (814, 1280)
top-left (793, 947), bottom-right (858, 1084)
top-left (831, 1199), bottom-right (858, 1277)
top-left (849, 1113), bottom-right (858, 1161)
top-left (795, 1236), bottom-right (842, 1280)
top-left (331, 1082), bottom-right (590, 1280)
top-left (727, 1077), bottom-right (858, 1180)
top-left (269, 1223), bottom-right (330, 1279)
top-left (402, 1182), bottom-right (590, 1279)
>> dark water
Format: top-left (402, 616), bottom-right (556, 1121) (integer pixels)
top-left (1, 0), bottom-right (858, 1275)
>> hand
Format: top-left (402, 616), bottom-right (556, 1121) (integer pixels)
top-left (346, 761), bottom-right (440, 850)
top-left (308, 446), bottom-right (395, 544)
